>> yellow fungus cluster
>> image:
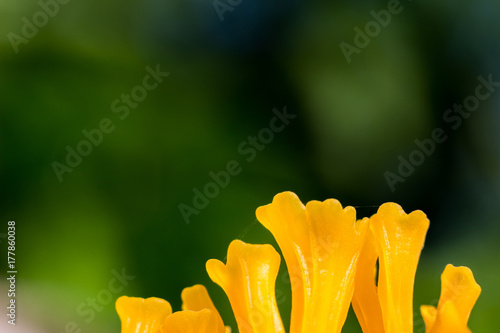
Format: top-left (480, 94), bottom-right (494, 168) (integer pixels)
top-left (116, 191), bottom-right (481, 333)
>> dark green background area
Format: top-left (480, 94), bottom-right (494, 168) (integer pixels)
top-left (1, 0), bottom-right (499, 332)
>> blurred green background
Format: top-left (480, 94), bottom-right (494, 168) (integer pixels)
top-left (1, 0), bottom-right (499, 332)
